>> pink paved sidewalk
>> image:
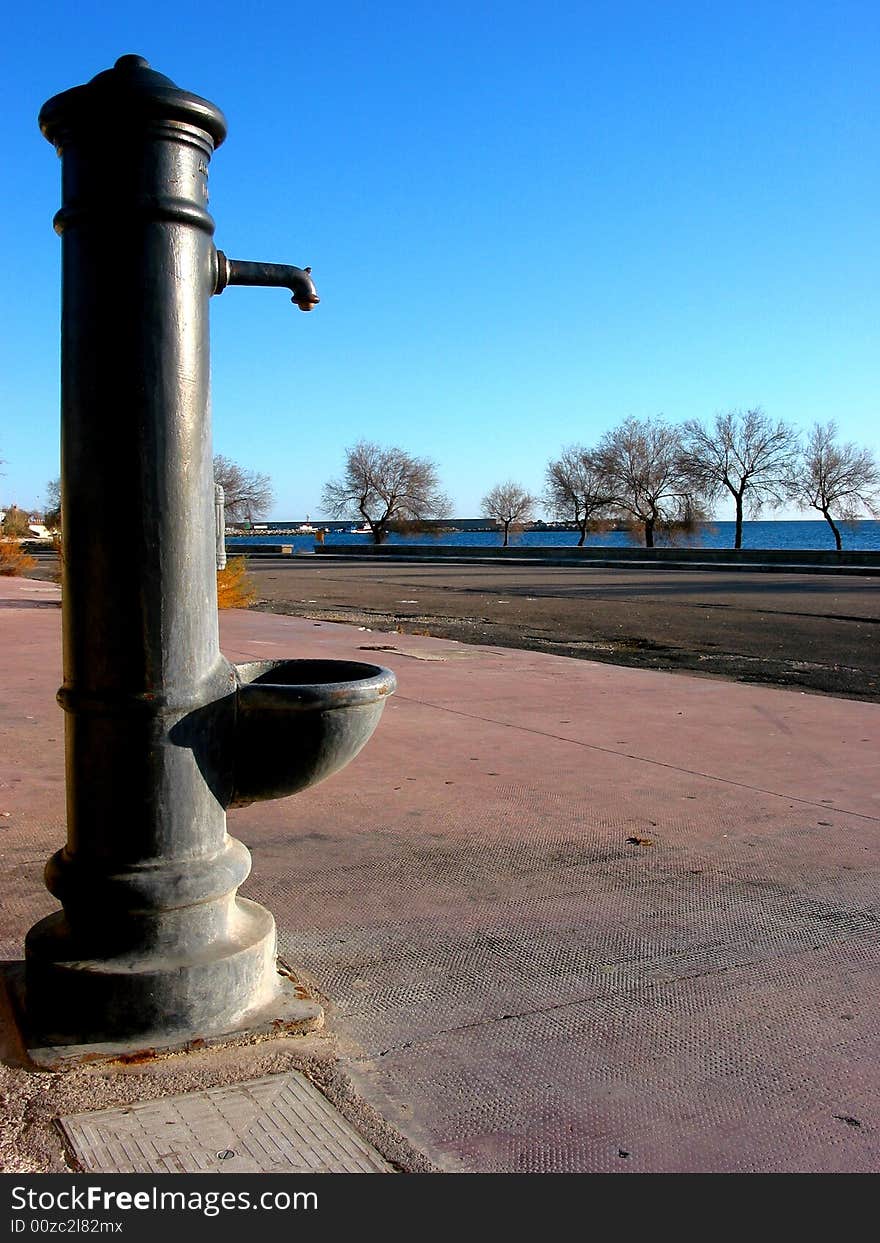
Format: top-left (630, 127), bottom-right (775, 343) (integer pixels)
top-left (1, 574), bottom-right (878, 1172)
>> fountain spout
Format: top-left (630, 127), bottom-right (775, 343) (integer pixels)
top-left (214, 249), bottom-right (319, 311)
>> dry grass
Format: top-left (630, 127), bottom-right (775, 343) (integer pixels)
top-left (0, 539), bottom-right (36, 577)
top-left (216, 556), bottom-right (256, 609)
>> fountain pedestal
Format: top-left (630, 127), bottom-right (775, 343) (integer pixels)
top-left (20, 56), bottom-right (395, 1061)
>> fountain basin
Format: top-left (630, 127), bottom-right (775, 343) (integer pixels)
top-left (229, 659), bottom-right (397, 808)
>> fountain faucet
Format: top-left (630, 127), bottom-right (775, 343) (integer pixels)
top-left (213, 250), bottom-right (320, 311)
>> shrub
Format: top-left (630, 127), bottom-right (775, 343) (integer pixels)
top-left (216, 556), bottom-right (255, 609)
top-left (0, 538), bottom-right (36, 576)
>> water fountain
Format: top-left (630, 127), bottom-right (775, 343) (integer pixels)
top-left (22, 55), bottom-right (396, 1057)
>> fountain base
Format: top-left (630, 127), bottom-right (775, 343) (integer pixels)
top-left (17, 895), bottom-right (323, 1067)
top-left (4, 950), bottom-right (322, 1071)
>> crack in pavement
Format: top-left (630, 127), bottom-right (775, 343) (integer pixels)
top-left (393, 693), bottom-right (880, 823)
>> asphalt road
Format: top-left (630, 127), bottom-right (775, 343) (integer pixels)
top-left (245, 557), bottom-right (880, 701)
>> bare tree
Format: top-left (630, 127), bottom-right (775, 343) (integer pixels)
top-left (681, 409), bottom-right (800, 548)
top-left (321, 441), bottom-right (450, 544)
top-left (1, 505), bottom-right (32, 537)
top-left (43, 478), bottom-right (62, 530)
top-left (212, 455), bottom-right (274, 524)
top-left (481, 481), bottom-right (537, 547)
top-left (791, 422), bottom-right (880, 551)
top-left (594, 416), bottom-right (707, 547)
top-left (544, 447), bottom-right (614, 546)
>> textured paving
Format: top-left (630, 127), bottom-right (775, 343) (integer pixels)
top-left (2, 574), bottom-right (879, 1172)
top-left (58, 1072), bottom-right (392, 1173)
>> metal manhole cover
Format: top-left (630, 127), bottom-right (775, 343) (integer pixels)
top-left (58, 1072), bottom-right (393, 1173)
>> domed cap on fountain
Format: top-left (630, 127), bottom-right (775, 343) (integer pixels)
top-left (39, 54), bottom-right (227, 150)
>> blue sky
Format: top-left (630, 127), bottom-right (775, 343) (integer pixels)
top-left (1, 1), bottom-right (877, 520)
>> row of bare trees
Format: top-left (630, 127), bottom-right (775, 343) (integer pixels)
top-left (322, 413), bottom-right (880, 549)
top-left (543, 413), bottom-right (880, 551)
top-left (25, 414), bottom-right (880, 552)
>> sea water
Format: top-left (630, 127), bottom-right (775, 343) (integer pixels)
top-left (228, 519), bottom-right (880, 554)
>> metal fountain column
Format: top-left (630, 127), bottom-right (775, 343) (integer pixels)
top-left (25, 55), bottom-right (395, 1053)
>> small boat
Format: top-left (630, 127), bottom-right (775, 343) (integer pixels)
top-left (349, 523), bottom-right (372, 535)
top-left (294, 523), bottom-right (316, 534)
